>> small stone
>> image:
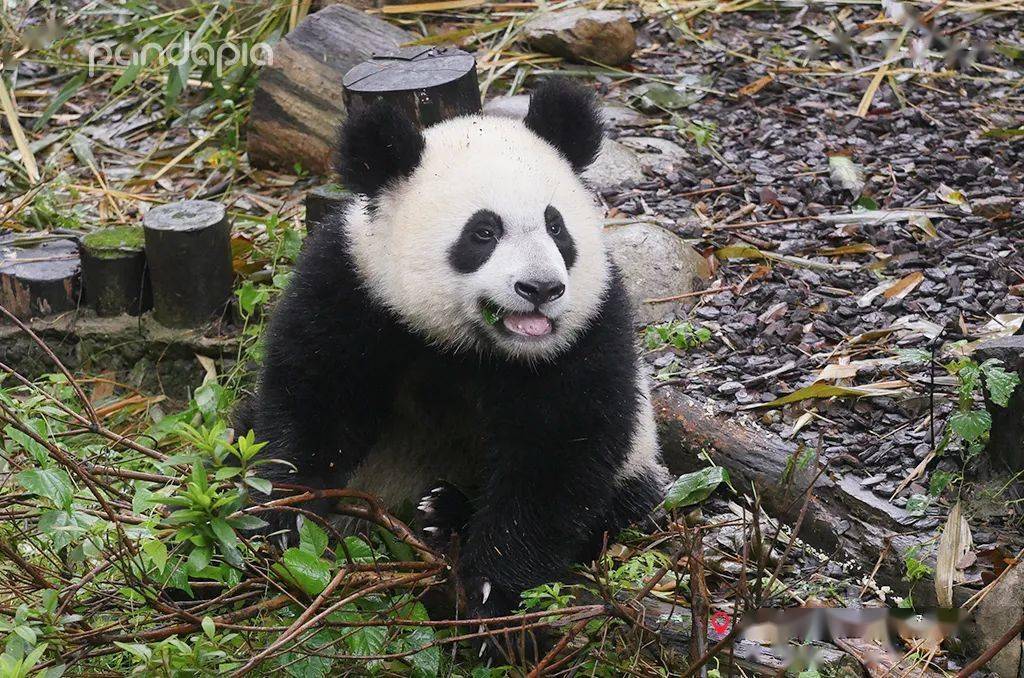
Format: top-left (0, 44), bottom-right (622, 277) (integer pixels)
top-left (718, 380), bottom-right (743, 395)
top-left (972, 195), bottom-right (1016, 221)
top-left (523, 9), bottom-right (636, 66)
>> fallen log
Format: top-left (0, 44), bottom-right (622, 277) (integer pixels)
top-left (652, 386), bottom-right (953, 593)
top-left (247, 5), bottom-right (412, 174)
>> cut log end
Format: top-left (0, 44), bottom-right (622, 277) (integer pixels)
top-left (0, 238), bottom-right (81, 321)
top-left (143, 200), bottom-right (233, 329)
top-left (80, 227), bottom-right (152, 317)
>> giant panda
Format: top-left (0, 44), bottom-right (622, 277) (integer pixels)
top-left (245, 79), bottom-right (670, 623)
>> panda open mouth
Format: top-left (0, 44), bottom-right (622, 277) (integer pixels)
top-left (480, 300), bottom-right (554, 338)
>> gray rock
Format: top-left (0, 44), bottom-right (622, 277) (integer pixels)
top-left (604, 222), bottom-right (710, 325)
top-left (964, 563), bottom-right (1023, 677)
top-left (523, 9), bottom-right (636, 66)
top-left (619, 136), bottom-right (689, 174)
top-left (583, 138), bottom-right (644, 189)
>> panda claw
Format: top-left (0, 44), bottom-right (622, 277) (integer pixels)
top-left (430, 486), bottom-right (445, 495)
top-left (480, 579), bottom-right (491, 605)
top-left (422, 526), bottom-right (440, 534)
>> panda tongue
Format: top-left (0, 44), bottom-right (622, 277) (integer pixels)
top-left (503, 312), bottom-right (553, 337)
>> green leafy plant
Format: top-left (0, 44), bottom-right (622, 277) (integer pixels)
top-left (644, 321), bottom-right (712, 351)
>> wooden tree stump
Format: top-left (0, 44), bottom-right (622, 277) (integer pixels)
top-left (0, 237), bottom-right (81, 320)
top-left (342, 47), bottom-right (481, 128)
top-left (305, 183), bottom-right (354, 236)
top-left (80, 226), bottom-right (152, 317)
top-left (143, 201), bottom-right (233, 329)
top-left (247, 5), bottom-right (412, 174)
top-left (976, 336), bottom-right (1024, 473)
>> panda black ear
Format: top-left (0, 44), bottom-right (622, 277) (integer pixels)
top-left (335, 101), bottom-right (425, 197)
top-left (523, 78), bottom-right (604, 174)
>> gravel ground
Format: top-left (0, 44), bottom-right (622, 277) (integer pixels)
top-left (596, 7), bottom-right (1023, 547)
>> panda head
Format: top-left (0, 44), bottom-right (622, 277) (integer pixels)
top-left (336, 79), bottom-right (610, 361)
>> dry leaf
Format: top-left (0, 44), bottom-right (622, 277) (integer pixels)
top-left (883, 271), bottom-right (924, 301)
top-left (738, 74), bottom-right (774, 97)
top-left (828, 154), bottom-right (865, 195)
top-left (935, 502), bottom-right (972, 608)
top-left (820, 243), bottom-right (878, 256)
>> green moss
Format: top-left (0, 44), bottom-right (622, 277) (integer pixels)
top-left (83, 226), bottom-right (145, 257)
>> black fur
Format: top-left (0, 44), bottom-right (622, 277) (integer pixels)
top-left (447, 210), bottom-right (504, 274)
top-left (244, 216), bottom-right (660, 616)
top-left (335, 101), bottom-right (425, 197)
top-left (545, 205), bottom-right (577, 269)
top-left (524, 79), bottom-right (604, 174)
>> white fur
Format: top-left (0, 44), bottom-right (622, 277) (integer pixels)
top-left (617, 372), bottom-right (670, 487)
top-left (345, 114), bottom-right (609, 361)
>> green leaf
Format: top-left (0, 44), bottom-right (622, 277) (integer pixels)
top-left (33, 72), bottom-right (86, 130)
top-left (980, 360), bottom-right (1021, 408)
top-left (142, 539), bottom-right (168, 573)
top-left (949, 409), bottom-right (991, 444)
top-left (5, 423), bottom-right (49, 465)
top-left (211, 517), bottom-right (244, 569)
top-left (337, 536), bottom-right (375, 564)
top-left (299, 518), bottom-right (329, 557)
top-left (663, 466), bottom-right (730, 510)
top-left (18, 468), bottom-right (74, 508)
top-left (189, 544), bottom-right (212, 572)
top-left (894, 348), bottom-right (932, 365)
top-left (274, 548), bottom-right (332, 596)
top-left (346, 624), bottom-right (387, 657)
top-left (245, 476), bottom-right (272, 496)
top-left (202, 616), bottom-right (216, 640)
top-left (229, 514), bottom-right (269, 531)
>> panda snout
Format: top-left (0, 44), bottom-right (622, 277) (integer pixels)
top-left (513, 279), bottom-right (565, 306)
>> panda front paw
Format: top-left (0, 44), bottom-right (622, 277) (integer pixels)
top-left (416, 481), bottom-right (473, 552)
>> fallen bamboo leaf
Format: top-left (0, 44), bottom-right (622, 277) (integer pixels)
top-left (937, 183), bottom-right (971, 212)
top-left (0, 76), bottom-right (40, 183)
top-left (820, 243), bottom-right (878, 256)
top-left (743, 381), bottom-right (908, 410)
top-left (819, 209), bottom-right (945, 225)
top-left (715, 244), bottom-right (857, 272)
top-left (883, 271), bottom-right (924, 301)
top-left (379, 0), bottom-right (483, 13)
top-left (935, 502), bottom-right (972, 608)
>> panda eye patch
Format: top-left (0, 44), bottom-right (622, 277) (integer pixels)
top-left (448, 210), bottom-right (503, 274)
top-left (544, 206), bottom-right (577, 270)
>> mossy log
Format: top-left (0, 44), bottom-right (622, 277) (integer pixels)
top-left (143, 201), bottom-right (233, 329)
top-left (247, 5), bottom-right (412, 174)
top-left (0, 237), bottom-right (81, 321)
top-left (80, 226), bottom-right (152, 317)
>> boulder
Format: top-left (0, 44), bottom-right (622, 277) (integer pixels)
top-left (619, 136), bottom-right (689, 175)
top-left (604, 222), bottom-right (710, 325)
top-left (963, 563), bottom-right (1023, 677)
top-left (583, 139), bottom-right (644, 190)
top-left (523, 9), bottom-right (636, 66)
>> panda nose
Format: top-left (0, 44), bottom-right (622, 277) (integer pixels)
top-left (514, 279), bottom-right (565, 305)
